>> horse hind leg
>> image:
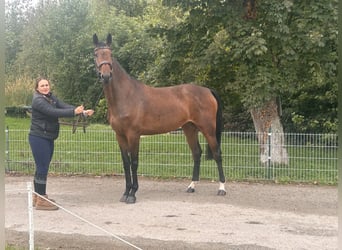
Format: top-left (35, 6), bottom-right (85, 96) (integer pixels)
top-left (205, 136), bottom-right (226, 196)
top-left (182, 123), bottom-right (202, 193)
top-left (213, 149), bottom-right (226, 196)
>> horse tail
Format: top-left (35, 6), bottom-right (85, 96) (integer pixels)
top-left (206, 89), bottom-right (223, 160)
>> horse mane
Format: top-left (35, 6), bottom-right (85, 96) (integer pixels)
top-left (112, 58), bottom-right (141, 84)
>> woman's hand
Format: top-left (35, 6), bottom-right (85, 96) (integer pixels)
top-left (74, 105), bottom-right (84, 115)
top-left (83, 109), bottom-right (95, 117)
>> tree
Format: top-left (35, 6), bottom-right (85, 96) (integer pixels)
top-left (156, 0), bottom-right (337, 164)
top-left (107, 0), bottom-right (148, 17)
top-left (280, 1), bottom-right (338, 133)
top-left (5, 0), bottom-right (35, 78)
top-left (11, 0), bottom-right (97, 106)
top-left (5, 0), bottom-right (337, 141)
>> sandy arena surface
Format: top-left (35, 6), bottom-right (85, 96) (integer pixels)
top-left (5, 175), bottom-right (338, 249)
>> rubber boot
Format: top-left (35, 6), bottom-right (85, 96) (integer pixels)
top-left (35, 195), bottom-right (58, 210)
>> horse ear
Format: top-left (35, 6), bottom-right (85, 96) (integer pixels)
top-left (93, 33), bottom-right (99, 46)
top-left (106, 34), bottom-right (112, 46)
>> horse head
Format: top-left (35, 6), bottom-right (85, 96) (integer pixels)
top-left (93, 33), bottom-right (113, 84)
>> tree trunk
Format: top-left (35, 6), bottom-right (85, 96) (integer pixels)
top-left (250, 98), bottom-right (288, 165)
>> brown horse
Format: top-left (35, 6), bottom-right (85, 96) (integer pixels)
top-left (93, 34), bottom-right (226, 203)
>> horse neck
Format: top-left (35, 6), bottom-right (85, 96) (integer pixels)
top-left (103, 59), bottom-right (137, 107)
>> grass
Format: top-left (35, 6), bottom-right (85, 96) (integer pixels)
top-left (5, 117), bottom-right (31, 129)
top-left (5, 245), bottom-right (26, 250)
top-left (5, 117), bottom-right (338, 184)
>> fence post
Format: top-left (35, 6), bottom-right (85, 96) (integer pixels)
top-left (5, 126), bottom-right (9, 172)
top-left (27, 182), bottom-right (34, 250)
top-left (266, 128), bottom-right (272, 179)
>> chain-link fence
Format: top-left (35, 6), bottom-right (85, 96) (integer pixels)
top-left (5, 128), bottom-right (338, 184)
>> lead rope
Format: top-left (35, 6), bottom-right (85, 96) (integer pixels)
top-left (73, 82), bottom-right (103, 133)
top-left (93, 83), bottom-right (104, 109)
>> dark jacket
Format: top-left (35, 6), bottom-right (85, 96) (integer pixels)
top-left (29, 92), bottom-right (76, 140)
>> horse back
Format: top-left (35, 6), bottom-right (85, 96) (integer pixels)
top-left (134, 83), bottom-right (218, 133)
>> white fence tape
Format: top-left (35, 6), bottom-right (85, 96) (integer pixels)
top-left (6, 184), bottom-right (143, 250)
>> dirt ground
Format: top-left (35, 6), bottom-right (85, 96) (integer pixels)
top-left (5, 175), bottom-right (338, 250)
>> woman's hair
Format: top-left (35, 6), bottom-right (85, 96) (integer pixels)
top-left (35, 77), bottom-right (50, 90)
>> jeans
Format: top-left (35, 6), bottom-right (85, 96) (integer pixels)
top-left (29, 134), bottom-right (54, 194)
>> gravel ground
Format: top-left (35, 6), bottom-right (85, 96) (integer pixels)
top-left (5, 175), bottom-right (338, 249)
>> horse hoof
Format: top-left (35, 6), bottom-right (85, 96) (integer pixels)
top-left (126, 196), bottom-right (136, 204)
top-left (119, 195), bottom-right (128, 202)
top-left (186, 187), bottom-right (195, 193)
top-left (217, 190), bottom-right (226, 196)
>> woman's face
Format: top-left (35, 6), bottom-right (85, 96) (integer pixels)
top-left (36, 79), bottom-right (50, 95)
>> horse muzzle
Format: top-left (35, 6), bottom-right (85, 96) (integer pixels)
top-left (99, 71), bottom-right (112, 84)
top-left (96, 61), bottom-right (113, 84)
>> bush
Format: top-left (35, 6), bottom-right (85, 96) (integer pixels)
top-left (5, 75), bottom-right (34, 107)
top-left (5, 106), bottom-right (31, 118)
top-left (91, 98), bottom-right (108, 124)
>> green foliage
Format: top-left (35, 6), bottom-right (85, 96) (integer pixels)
top-left (5, 0), bottom-right (35, 74)
top-left (91, 98), bottom-right (108, 124)
top-left (5, 75), bottom-right (34, 106)
top-left (156, 0), bottom-right (337, 133)
top-left (5, 244), bottom-right (26, 250)
top-left (107, 0), bottom-right (148, 17)
top-left (5, 107), bottom-right (30, 118)
top-left (291, 112), bottom-right (337, 133)
top-left (9, 0), bottom-right (97, 107)
top-left (4, 0), bottom-right (338, 133)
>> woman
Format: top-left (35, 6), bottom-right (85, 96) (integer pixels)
top-left (29, 77), bottom-right (94, 210)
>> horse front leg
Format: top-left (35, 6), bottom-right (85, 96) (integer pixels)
top-left (124, 136), bottom-right (140, 204)
top-left (187, 140), bottom-right (202, 193)
top-left (126, 151), bottom-right (139, 204)
top-left (119, 147), bottom-right (132, 202)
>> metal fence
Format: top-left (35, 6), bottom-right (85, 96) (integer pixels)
top-left (5, 128), bottom-right (338, 184)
